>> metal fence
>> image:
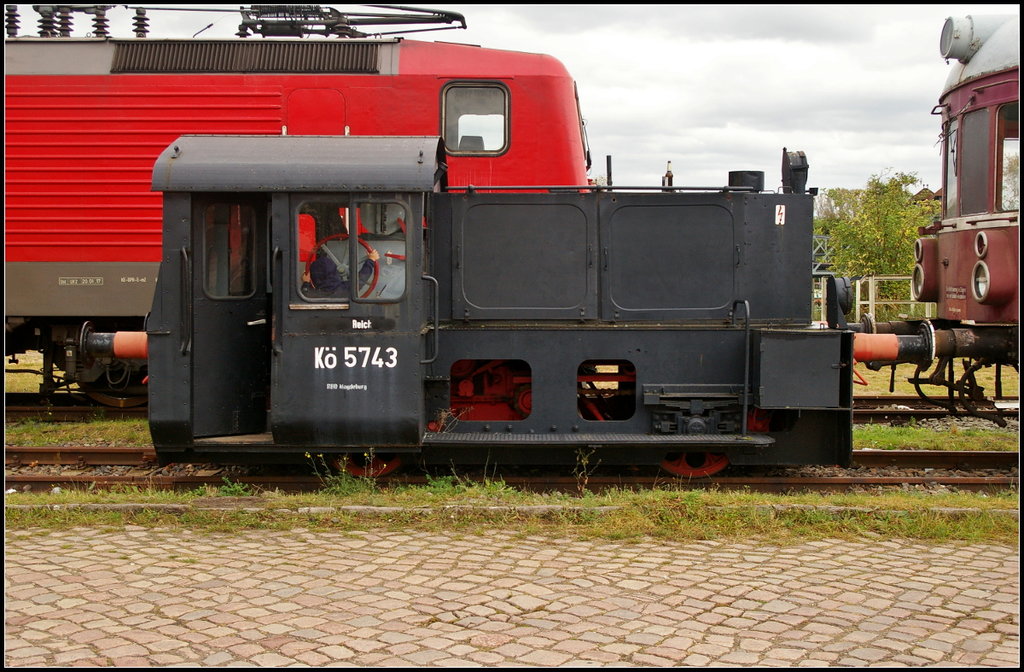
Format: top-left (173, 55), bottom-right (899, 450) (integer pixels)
top-left (809, 238), bottom-right (936, 322)
top-left (811, 275), bottom-right (937, 323)
top-left (852, 275), bottom-right (936, 321)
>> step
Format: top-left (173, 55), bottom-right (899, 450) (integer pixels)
top-left (422, 432), bottom-right (774, 448)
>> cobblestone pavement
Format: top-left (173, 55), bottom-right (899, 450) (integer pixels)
top-left (5, 528), bottom-right (1019, 667)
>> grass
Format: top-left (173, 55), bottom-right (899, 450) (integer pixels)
top-left (853, 361), bottom-right (1018, 398)
top-left (4, 483), bottom-right (1018, 544)
top-left (5, 351), bottom-right (58, 395)
top-left (5, 418), bottom-right (154, 446)
top-left (855, 422), bottom-right (1018, 451)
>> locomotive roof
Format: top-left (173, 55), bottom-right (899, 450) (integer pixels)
top-left (151, 135), bottom-right (447, 193)
top-left (4, 36), bottom-right (571, 79)
top-left (941, 15), bottom-right (1019, 98)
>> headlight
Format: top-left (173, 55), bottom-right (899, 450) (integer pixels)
top-left (912, 264), bottom-right (927, 301)
top-left (971, 261), bottom-right (990, 302)
top-left (974, 231), bottom-right (988, 258)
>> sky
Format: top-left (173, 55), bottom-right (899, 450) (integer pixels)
top-left (10, 4), bottom-right (1019, 192)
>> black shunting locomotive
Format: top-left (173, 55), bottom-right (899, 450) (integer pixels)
top-left (140, 134), bottom-right (853, 477)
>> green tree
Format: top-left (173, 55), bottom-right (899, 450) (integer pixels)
top-left (815, 171), bottom-right (939, 278)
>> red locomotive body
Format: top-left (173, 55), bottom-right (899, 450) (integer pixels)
top-left (4, 7), bottom-right (590, 398)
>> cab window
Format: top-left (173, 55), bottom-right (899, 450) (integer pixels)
top-left (997, 102), bottom-right (1019, 212)
top-left (297, 199), bottom-right (407, 302)
top-left (943, 118), bottom-right (958, 217)
top-left (443, 84), bottom-right (508, 154)
top-left (959, 108), bottom-right (989, 215)
top-left (353, 202), bottom-right (408, 301)
top-left (297, 199), bottom-right (352, 302)
top-left (203, 202), bottom-right (256, 298)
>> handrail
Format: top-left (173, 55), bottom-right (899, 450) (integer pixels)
top-left (731, 299), bottom-right (752, 435)
top-left (179, 247), bottom-right (192, 355)
top-left (420, 274), bottom-right (439, 364)
top-left (272, 247), bottom-right (283, 354)
top-left (451, 184), bottom-right (758, 194)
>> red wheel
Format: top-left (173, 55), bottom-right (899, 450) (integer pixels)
top-left (334, 453), bottom-right (401, 478)
top-left (660, 452), bottom-right (729, 478)
top-left (305, 233), bottom-right (380, 298)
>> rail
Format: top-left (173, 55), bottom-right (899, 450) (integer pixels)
top-left (5, 446), bottom-right (1019, 471)
top-left (3, 470), bottom-right (1017, 495)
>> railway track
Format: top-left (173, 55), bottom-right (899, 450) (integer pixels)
top-left (4, 393), bottom-right (147, 421)
top-left (5, 446), bottom-right (1019, 470)
top-left (4, 471), bottom-right (1016, 494)
top-left (4, 446), bottom-right (1018, 494)
top-left (852, 395), bottom-right (1018, 424)
top-left (5, 395), bottom-right (1018, 494)
top-left (5, 394), bottom-right (1020, 424)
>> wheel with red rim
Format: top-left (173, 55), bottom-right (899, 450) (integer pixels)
top-left (333, 453), bottom-right (401, 478)
top-left (660, 452), bottom-right (729, 478)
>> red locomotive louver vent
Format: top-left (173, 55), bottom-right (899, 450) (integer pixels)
top-left (111, 40), bottom-right (380, 73)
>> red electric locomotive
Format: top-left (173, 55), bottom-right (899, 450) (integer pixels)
top-left (847, 14), bottom-right (1018, 423)
top-left (4, 5), bottom-right (590, 401)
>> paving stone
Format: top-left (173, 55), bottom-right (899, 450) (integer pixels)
top-left (4, 529), bottom-right (1018, 668)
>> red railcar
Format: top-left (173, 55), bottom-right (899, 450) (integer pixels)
top-left (850, 14), bottom-right (1018, 423)
top-left (914, 14), bottom-right (1019, 325)
top-left (4, 6), bottom-right (590, 399)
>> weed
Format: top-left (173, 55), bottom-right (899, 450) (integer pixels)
top-left (573, 446), bottom-right (601, 497)
top-left (476, 475), bottom-right (513, 499)
top-left (217, 477), bottom-right (255, 497)
top-left (431, 406), bottom-right (468, 432)
top-left (363, 446), bottom-right (378, 480)
top-left (424, 473), bottom-right (463, 496)
top-left (306, 452), bottom-right (377, 497)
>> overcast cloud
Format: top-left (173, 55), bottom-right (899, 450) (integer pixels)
top-left (444, 4), bottom-right (1019, 191)
top-left (12, 3), bottom-right (1018, 191)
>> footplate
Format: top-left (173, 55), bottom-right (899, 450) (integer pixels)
top-left (423, 432), bottom-right (775, 447)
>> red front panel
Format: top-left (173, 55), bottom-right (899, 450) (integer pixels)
top-left (935, 227), bottom-right (1018, 323)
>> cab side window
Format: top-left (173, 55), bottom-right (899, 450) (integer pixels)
top-left (959, 109), bottom-right (990, 216)
top-left (443, 84), bottom-right (508, 155)
top-left (354, 202), bottom-right (408, 301)
top-left (997, 102), bottom-right (1019, 212)
top-left (203, 202), bottom-right (256, 298)
top-left (943, 118), bottom-right (958, 218)
top-left (297, 199), bottom-right (408, 302)
top-left (297, 200), bottom-right (354, 302)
